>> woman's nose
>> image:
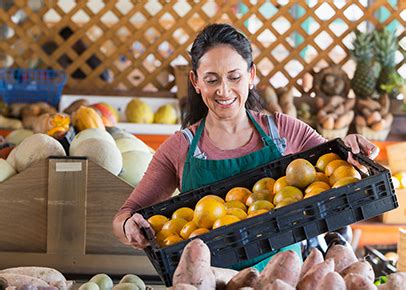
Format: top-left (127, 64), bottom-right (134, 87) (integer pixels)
top-left (216, 80), bottom-right (230, 96)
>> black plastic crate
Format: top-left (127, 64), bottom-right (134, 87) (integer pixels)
top-left (136, 138), bottom-right (397, 286)
top-left (364, 245), bottom-right (397, 277)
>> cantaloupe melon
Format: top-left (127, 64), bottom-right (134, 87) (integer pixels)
top-left (69, 128), bottom-right (115, 156)
top-left (70, 138), bottom-right (122, 175)
top-left (5, 129), bottom-right (34, 145)
top-left (0, 158), bottom-right (16, 182)
top-left (119, 150), bottom-right (153, 186)
top-left (115, 137), bottom-right (150, 154)
top-left (14, 133), bottom-right (66, 172)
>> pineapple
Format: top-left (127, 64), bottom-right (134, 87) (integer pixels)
top-left (350, 30), bottom-right (377, 98)
top-left (373, 28), bottom-right (399, 96)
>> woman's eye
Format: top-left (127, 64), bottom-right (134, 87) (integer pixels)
top-left (206, 79), bottom-right (217, 84)
top-left (229, 75), bottom-right (241, 81)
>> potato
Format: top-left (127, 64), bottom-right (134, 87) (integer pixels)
top-left (225, 268), bottom-right (258, 290)
top-left (297, 258), bottom-right (334, 290)
top-left (172, 239), bottom-right (215, 290)
top-left (263, 279), bottom-right (295, 290)
top-left (211, 267), bottom-right (238, 290)
top-left (325, 244), bottom-right (357, 273)
top-left (169, 284), bottom-right (197, 290)
top-left (300, 248), bottom-right (324, 280)
top-left (0, 274), bottom-right (49, 288)
top-left (341, 260), bottom-right (374, 282)
top-left (315, 272), bottom-right (345, 290)
top-left (385, 272), bottom-right (406, 290)
top-left (344, 273), bottom-right (377, 290)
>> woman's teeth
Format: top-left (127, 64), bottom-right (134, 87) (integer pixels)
top-left (216, 98), bottom-right (236, 105)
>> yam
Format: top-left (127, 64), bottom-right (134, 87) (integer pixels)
top-left (296, 258), bottom-right (334, 290)
top-left (371, 120), bottom-right (386, 131)
top-left (328, 96), bottom-right (345, 108)
top-left (341, 260), bottom-right (374, 282)
top-left (344, 273), bottom-right (377, 290)
top-left (0, 274), bottom-right (48, 288)
top-left (322, 116), bottom-right (335, 130)
top-left (263, 279), bottom-right (295, 290)
top-left (210, 267), bottom-right (238, 290)
top-left (300, 248), bottom-right (324, 280)
top-left (367, 111), bottom-right (382, 126)
top-left (335, 105), bottom-right (345, 116)
top-left (355, 115), bottom-right (367, 127)
top-left (344, 98), bottom-right (356, 111)
top-left (255, 250), bottom-right (301, 289)
top-left (334, 110), bottom-right (354, 129)
top-left (325, 244), bottom-right (357, 273)
top-left (315, 272), bottom-right (345, 290)
top-left (172, 239), bottom-right (215, 290)
top-left (358, 98), bottom-right (381, 111)
top-left (361, 108), bottom-right (372, 118)
top-left (225, 268), bottom-right (258, 290)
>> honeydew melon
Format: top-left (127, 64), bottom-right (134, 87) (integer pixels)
top-left (115, 137), bottom-right (150, 154)
top-left (119, 150), bottom-right (153, 186)
top-left (5, 129), bottom-right (34, 145)
top-left (0, 158), bottom-right (16, 182)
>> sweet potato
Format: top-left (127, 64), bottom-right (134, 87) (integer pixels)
top-left (358, 98), bottom-right (381, 111)
top-left (225, 268), bottom-right (258, 290)
top-left (322, 116), bottom-right (335, 130)
top-left (356, 115), bottom-right (367, 127)
top-left (172, 239), bottom-right (215, 290)
top-left (0, 274), bottom-right (48, 288)
top-left (371, 120), bottom-right (386, 131)
top-left (344, 273), bottom-right (377, 290)
top-left (315, 272), bottom-right (345, 290)
top-left (300, 248), bottom-right (324, 280)
top-left (297, 258), bottom-right (334, 290)
top-left (168, 284), bottom-right (197, 290)
top-left (384, 272), bottom-right (406, 290)
top-left (255, 250), bottom-right (301, 289)
top-left (344, 98), bottom-right (356, 111)
top-left (367, 111), bottom-right (382, 126)
top-left (383, 113), bottom-right (393, 127)
top-left (341, 260), bottom-right (374, 282)
top-left (334, 110), bottom-right (354, 129)
top-left (325, 244), bottom-right (357, 273)
top-left (263, 279), bottom-right (295, 290)
top-left (211, 267), bottom-right (238, 290)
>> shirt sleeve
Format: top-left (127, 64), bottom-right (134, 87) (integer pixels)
top-left (275, 112), bottom-right (327, 155)
top-left (116, 131), bottom-right (188, 215)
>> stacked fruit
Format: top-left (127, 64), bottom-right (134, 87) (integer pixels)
top-left (125, 98), bottom-right (179, 125)
top-left (147, 152), bottom-right (363, 248)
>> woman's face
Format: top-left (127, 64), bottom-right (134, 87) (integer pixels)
top-left (191, 45), bottom-right (255, 121)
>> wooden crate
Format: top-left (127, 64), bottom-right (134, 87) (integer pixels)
top-left (0, 157), bottom-right (156, 276)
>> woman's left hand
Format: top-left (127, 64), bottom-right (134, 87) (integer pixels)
top-left (343, 134), bottom-right (379, 173)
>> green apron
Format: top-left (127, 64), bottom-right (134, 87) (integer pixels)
top-left (181, 111), bottom-right (302, 272)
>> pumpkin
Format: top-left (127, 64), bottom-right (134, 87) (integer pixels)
top-left (119, 150), bottom-right (153, 186)
top-left (0, 158), bottom-right (16, 182)
top-left (69, 128), bottom-right (115, 156)
top-left (13, 133), bottom-right (66, 172)
top-left (5, 129), bottom-right (34, 145)
top-left (72, 106), bottom-right (105, 132)
top-left (70, 138), bottom-right (122, 176)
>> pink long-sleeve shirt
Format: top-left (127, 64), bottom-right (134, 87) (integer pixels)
top-left (117, 111), bottom-right (326, 215)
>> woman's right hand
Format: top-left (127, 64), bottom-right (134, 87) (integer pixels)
top-left (123, 213), bottom-right (153, 249)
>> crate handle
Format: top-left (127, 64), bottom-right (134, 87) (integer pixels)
top-left (141, 226), bottom-right (159, 249)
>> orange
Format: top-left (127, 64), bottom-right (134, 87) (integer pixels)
top-left (225, 200), bottom-right (247, 212)
top-left (332, 176), bottom-right (359, 188)
top-left (163, 235), bottom-right (183, 246)
top-left (324, 160), bottom-right (350, 177)
top-left (274, 197), bottom-right (296, 209)
top-left (304, 187), bottom-right (327, 199)
top-left (252, 177), bottom-right (275, 193)
top-left (197, 195), bottom-right (225, 205)
top-left (273, 186), bottom-right (303, 205)
top-left (274, 176), bottom-right (289, 193)
top-left (160, 218), bottom-right (188, 237)
top-left (316, 153), bottom-right (342, 172)
top-left (180, 221), bottom-right (198, 240)
top-left (147, 215), bottom-right (169, 233)
top-left (248, 200), bottom-right (274, 213)
top-left (314, 172), bottom-right (330, 184)
top-left (155, 231), bottom-right (167, 247)
top-left (212, 215), bottom-right (240, 229)
top-left (225, 187), bottom-right (252, 204)
top-left (286, 158), bottom-right (316, 188)
top-left (193, 198), bottom-right (227, 229)
top-left (246, 191), bottom-right (273, 207)
top-left (227, 208), bottom-right (248, 220)
top-left (393, 172), bottom-right (406, 188)
top-left (247, 209), bottom-right (268, 218)
top-left (189, 228), bottom-right (210, 238)
top-left (392, 176), bottom-right (401, 189)
top-left (172, 207), bottom-right (194, 222)
top-left (329, 165), bottom-right (361, 186)
top-left (305, 181), bottom-right (330, 195)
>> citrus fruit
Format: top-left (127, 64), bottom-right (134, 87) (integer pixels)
top-left (163, 235), bottom-right (183, 246)
top-left (274, 197), bottom-right (296, 209)
top-left (225, 187), bottom-right (252, 204)
top-left (332, 176), bottom-right (359, 188)
top-left (305, 181), bottom-right (330, 195)
top-left (160, 218), bottom-right (188, 237)
top-left (273, 186), bottom-right (303, 205)
top-left (212, 215), bottom-right (240, 229)
top-left (226, 207), bottom-right (248, 220)
top-left (394, 172), bottom-right (406, 188)
top-left (193, 198), bottom-right (227, 229)
top-left (247, 200), bottom-right (274, 213)
top-left (247, 209), bottom-right (268, 218)
top-left (304, 187), bottom-right (327, 199)
top-left (180, 221), bottom-right (198, 239)
top-left (328, 165), bottom-right (361, 186)
top-left (155, 231), bottom-right (167, 247)
top-left (189, 228), bottom-right (210, 238)
top-left (172, 207), bottom-right (194, 222)
top-left (392, 176), bottom-right (401, 189)
top-left (197, 195), bottom-right (225, 205)
top-left (147, 215), bottom-right (169, 233)
top-left (225, 200), bottom-right (247, 212)
top-left (252, 177), bottom-right (275, 193)
top-left (316, 153), bottom-right (341, 172)
top-left (245, 190), bottom-right (273, 206)
top-left (314, 172), bottom-right (330, 184)
top-left (286, 158), bottom-right (316, 188)
top-left (273, 176), bottom-right (289, 193)
top-left (324, 159), bottom-right (350, 177)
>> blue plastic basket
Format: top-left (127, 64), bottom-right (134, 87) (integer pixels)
top-left (0, 68), bottom-right (67, 107)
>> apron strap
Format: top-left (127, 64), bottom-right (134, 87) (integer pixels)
top-left (246, 111), bottom-right (274, 147)
top-left (265, 115), bottom-right (287, 155)
top-left (181, 128), bottom-right (206, 159)
top-left (184, 119), bottom-right (206, 160)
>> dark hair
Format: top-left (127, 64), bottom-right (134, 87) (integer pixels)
top-left (181, 23), bottom-right (265, 128)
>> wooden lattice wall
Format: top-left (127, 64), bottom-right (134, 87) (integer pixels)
top-left (0, 0), bottom-right (405, 97)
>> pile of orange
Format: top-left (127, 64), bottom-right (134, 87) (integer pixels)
top-left (148, 152), bottom-right (362, 248)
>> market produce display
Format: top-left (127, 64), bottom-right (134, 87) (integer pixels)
top-left (80, 273), bottom-right (146, 290)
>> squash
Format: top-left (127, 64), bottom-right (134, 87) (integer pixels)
top-left (0, 158), bottom-right (16, 183)
top-left (69, 128), bottom-right (115, 156)
top-left (72, 106), bottom-right (105, 132)
top-left (5, 129), bottom-right (34, 145)
top-left (13, 133), bottom-right (66, 172)
top-left (70, 138), bottom-right (122, 175)
top-left (119, 150), bottom-right (153, 186)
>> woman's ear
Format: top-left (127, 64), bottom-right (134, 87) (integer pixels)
top-left (249, 64), bottom-right (256, 87)
top-left (189, 70), bottom-right (200, 94)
